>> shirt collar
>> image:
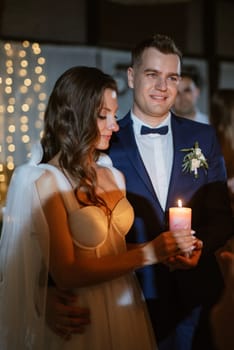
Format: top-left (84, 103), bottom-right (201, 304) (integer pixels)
top-left (131, 110), bottom-right (171, 136)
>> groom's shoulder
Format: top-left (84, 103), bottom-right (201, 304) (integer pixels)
top-left (117, 111), bottom-right (131, 127)
top-left (172, 113), bottom-right (214, 134)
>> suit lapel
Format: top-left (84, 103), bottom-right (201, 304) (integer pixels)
top-left (166, 114), bottom-right (203, 209)
top-left (118, 114), bottom-right (159, 201)
top-left (166, 116), bottom-right (186, 208)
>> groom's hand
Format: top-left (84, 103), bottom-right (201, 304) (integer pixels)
top-left (163, 239), bottom-right (203, 270)
top-left (46, 287), bottom-right (90, 340)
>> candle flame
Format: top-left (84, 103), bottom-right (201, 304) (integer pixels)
top-left (178, 199), bottom-right (183, 208)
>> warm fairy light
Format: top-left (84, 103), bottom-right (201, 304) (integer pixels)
top-left (38, 102), bottom-right (46, 111)
top-left (6, 67), bottom-right (13, 74)
top-left (8, 125), bottom-right (16, 133)
top-left (7, 105), bottom-right (14, 113)
top-left (6, 156), bottom-right (13, 162)
top-left (7, 162), bottom-right (14, 170)
top-left (21, 104), bottom-right (30, 112)
top-left (20, 86), bottom-right (28, 93)
top-left (38, 92), bottom-right (46, 101)
top-left (33, 83), bottom-right (41, 92)
top-left (22, 41), bottom-right (30, 48)
top-left (5, 77), bottom-right (12, 85)
top-left (5, 86), bottom-right (12, 94)
top-left (19, 69), bottom-right (27, 77)
top-left (20, 115), bottom-right (28, 123)
top-left (32, 44), bottom-right (41, 54)
top-left (6, 136), bottom-right (13, 143)
top-left (5, 48), bottom-right (13, 56)
top-left (35, 66), bottom-right (42, 74)
top-left (8, 144), bottom-right (15, 152)
top-left (8, 97), bottom-right (15, 104)
top-left (24, 78), bottom-right (32, 86)
top-left (20, 124), bottom-right (29, 132)
top-left (38, 57), bottom-right (45, 65)
top-left (38, 111), bottom-right (44, 120)
top-left (5, 59), bottom-right (13, 67)
top-left (22, 135), bottom-right (30, 143)
top-left (20, 60), bottom-right (28, 68)
top-left (4, 43), bottom-right (11, 50)
top-left (35, 120), bottom-right (43, 129)
top-left (0, 40), bottom-right (47, 204)
top-left (38, 75), bottom-right (46, 83)
top-left (19, 50), bottom-right (26, 58)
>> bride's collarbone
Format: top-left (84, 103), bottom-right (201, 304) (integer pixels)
top-left (96, 177), bottom-right (118, 194)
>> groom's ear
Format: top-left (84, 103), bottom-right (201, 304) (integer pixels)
top-left (127, 67), bottom-right (134, 89)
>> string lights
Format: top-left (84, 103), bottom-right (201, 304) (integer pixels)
top-left (0, 40), bottom-right (47, 207)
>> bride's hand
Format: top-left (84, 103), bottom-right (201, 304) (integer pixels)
top-left (142, 230), bottom-right (196, 265)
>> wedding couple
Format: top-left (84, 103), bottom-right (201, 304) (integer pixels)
top-left (0, 34), bottom-right (233, 350)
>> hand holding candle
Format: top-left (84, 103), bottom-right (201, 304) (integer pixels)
top-left (169, 199), bottom-right (193, 255)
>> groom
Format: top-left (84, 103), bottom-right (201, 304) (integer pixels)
top-left (107, 34), bottom-right (233, 349)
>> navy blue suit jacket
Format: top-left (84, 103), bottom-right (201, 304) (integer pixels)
top-left (108, 112), bottom-right (233, 340)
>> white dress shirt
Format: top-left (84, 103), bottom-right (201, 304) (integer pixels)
top-left (131, 111), bottom-right (173, 210)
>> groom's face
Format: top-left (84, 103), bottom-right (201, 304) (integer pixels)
top-left (128, 47), bottom-right (181, 126)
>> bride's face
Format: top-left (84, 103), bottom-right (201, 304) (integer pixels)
top-left (96, 88), bottom-right (119, 150)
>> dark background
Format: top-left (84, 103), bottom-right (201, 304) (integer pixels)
top-left (0, 0), bottom-right (234, 99)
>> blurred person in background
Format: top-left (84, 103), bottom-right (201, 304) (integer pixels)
top-left (172, 65), bottom-right (209, 124)
top-left (210, 250), bottom-right (234, 350)
top-left (210, 89), bottom-right (234, 215)
top-left (210, 90), bottom-right (234, 330)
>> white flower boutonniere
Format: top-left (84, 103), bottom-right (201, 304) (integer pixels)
top-left (181, 141), bottom-right (208, 178)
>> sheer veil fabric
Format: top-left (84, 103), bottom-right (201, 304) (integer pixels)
top-left (0, 143), bottom-right (50, 350)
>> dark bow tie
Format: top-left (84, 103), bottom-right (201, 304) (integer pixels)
top-left (140, 125), bottom-right (168, 135)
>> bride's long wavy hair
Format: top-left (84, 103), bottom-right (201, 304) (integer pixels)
top-left (41, 66), bottom-right (118, 207)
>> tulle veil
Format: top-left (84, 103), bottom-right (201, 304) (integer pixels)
top-left (0, 143), bottom-right (50, 349)
top-left (0, 143), bottom-right (118, 349)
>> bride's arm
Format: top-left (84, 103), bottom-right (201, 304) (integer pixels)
top-left (36, 171), bottom-right (194, 290)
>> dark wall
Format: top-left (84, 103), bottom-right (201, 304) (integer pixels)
top-left (0, 0), bottom-right (233, 59)
top-left (0, 0), bottom-right (87, 43)
top-left (97, 1), bottom-right (189, 52)
top-left (0, 0), bottom-right (233, 96)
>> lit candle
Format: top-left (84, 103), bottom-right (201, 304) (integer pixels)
top-left (169, 199), bottom-right (192, 234)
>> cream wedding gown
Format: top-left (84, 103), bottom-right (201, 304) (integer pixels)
top-left (45, 154), bottom-right (157, 350)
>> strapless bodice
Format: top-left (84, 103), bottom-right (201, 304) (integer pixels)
top-left (68, 196), bottom-right (134, 249)
top-left (38, 158), bottom-right (134, 253)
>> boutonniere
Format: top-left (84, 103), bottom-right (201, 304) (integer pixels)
top-left (181, 141), bottom-right (208, 178)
